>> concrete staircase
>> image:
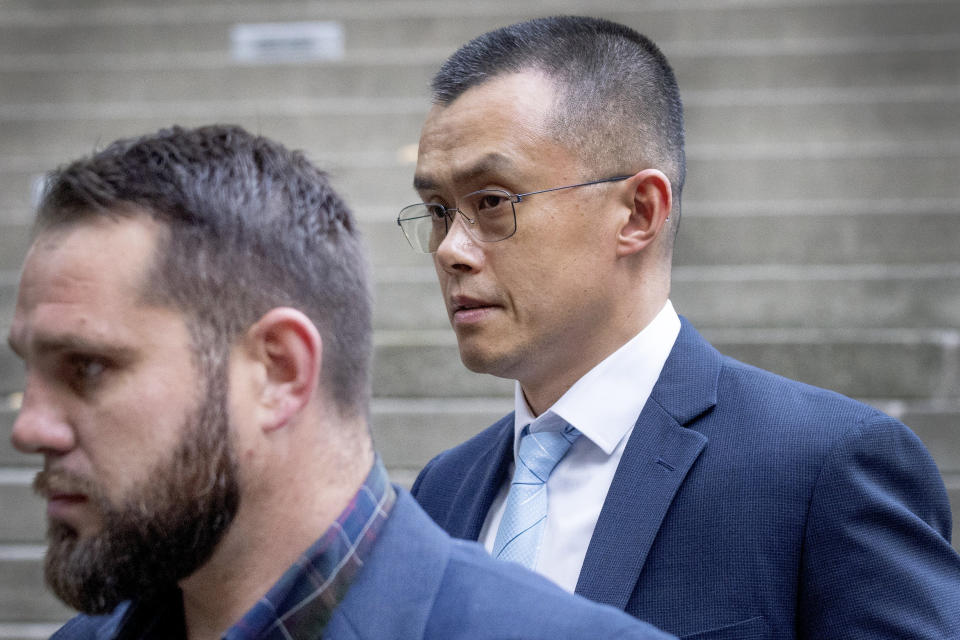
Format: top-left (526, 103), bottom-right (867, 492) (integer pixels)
top-left (1, 1), bottom-right (958, 636)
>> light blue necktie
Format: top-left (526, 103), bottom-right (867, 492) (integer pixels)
top-left (493, 415), bottom-right (580, 568)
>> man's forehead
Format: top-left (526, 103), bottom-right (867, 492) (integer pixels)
top-left (413, 152), bottom-right (518, 192)
top-left (24, 216), bottom-right (158, 288)
top-left (414, 76), bottom-right (565, 192)
top-left (10, 215), bottom-right (169, 352)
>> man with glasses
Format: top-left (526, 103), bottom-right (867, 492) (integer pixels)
top-left (400, 16), bottom-right (960, 639)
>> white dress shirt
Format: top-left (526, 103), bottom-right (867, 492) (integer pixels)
top-left (478, 300), bottom-right (681, 592)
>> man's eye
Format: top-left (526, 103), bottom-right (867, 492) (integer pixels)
top-left (428, 204), bottom-right (449, 220)
top-left (67, 356), bottom-right (107, 391)
top-left (476, 194), bottom-right (507, 210)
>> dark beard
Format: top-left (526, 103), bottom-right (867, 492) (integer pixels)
top-left (34, 371), bottom-right (240, 615)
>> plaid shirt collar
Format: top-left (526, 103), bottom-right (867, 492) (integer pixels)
top-left (225, 456), bottom-right (396, 639)
top-left (111, 456), bottom-right (396, 640)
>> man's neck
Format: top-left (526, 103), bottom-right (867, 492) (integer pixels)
top-left (178, 437), bottom-right (375, 640)
top-left (519, 298), bottom-right (671, 416)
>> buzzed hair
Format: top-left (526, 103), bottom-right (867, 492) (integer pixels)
top-left (432, 16), bottom-right (685, 221)
top-left (35, 125), bottom-right (372, 419)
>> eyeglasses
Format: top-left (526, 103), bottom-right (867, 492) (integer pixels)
top-left (397, 176), bottom-right (631, 253)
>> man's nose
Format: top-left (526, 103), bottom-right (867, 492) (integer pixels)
top-left (10, 378), bottom-right (75, 456)
top-left (434, 212), bottom-right (483, 274)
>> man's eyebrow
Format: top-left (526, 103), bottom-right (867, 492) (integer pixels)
top-left (413, 153), bottom-right (517, 194)
top-left (14, 333), bottom-right (135, 361)
top-left (413, 175), bottom-right (437, 192)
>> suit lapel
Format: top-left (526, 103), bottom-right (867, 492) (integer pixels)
top-left (575, 319), bottom-right (720, 610)
top-left (443, 415), bottom-right (515, 540)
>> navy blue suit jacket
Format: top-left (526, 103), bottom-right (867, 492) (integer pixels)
top-left (412, 319), bottom-right (960, 639)
top-left (51, 490), bottom-right (673, 639)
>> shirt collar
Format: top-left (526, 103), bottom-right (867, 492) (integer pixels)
top-left (223, 455), bottom-right (396, 640)
top-left (513, 300), bottom-right (681, 456)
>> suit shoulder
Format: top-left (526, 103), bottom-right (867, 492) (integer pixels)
top-left (713, 351), bottom-right (901, 440)
top-left (690, 352), bottom-right (939, 500)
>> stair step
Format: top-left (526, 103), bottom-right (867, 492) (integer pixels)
top-left (0, 622), bottom-right (65, 640)
top-left (896, 403), bottom-right (960, 474)
top-left (0, 475), bottom-right (44, 543)
top-left (4, 152), bottom-right (955, 221)
top-left (4, 205), bottom-right (959, 275)
top-left (674, 266), bottom-right (960, 329)
top-left (368, 207), bottom-right (960, 269)
top-left (2, 472), bottom-right (958, 631)
top-left (2, 441), bottom-right (958, 554)
top-left (372, 397), bottom-right (960, 475)
top-left (0, 109), bottom-right (427, 173)
top-left (694, 328), bottom-right (960, 401)
top-left (0, 409), bottom-right (25, 466)
top-left (370, 397), bottom-right (511, 471)
top-left (1, 2), bottom-right (957, 56)
top-left (0, 550), bottom-right (72, 626)
top-left (0, 398), bottom-right (502, 469)
top-left (369, 264), bottom-right (960, 330)
top-left (3, 398), bottom-right (958, 538)
top-left (2, 93), bottom-right (957, 161)
top-left (670, 207), bottom-right (960, 268)
top-left (4, 398), bottom-right (959, 473)
top-left (331, 155), bottom-right (960, 212)
top-left (13, 262), bottom-right (957, 334)
top-left (0, 228), bottom-right (30, 271)
top-left (368, 329), bottom-right (960, 399)
top-left (4, 46), bottom-right (957, 103)
top-left (1, 327), bottom-right (956, 398)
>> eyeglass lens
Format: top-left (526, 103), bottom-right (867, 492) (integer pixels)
top-left (399, 189), bottom-right (517, 252)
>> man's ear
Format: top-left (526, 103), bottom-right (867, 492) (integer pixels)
top-left (241, 308), bottom-right (322, 433)
top-left (616, 168), bottom-right (672, 257)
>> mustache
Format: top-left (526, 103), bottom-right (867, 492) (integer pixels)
top-left (33, 468), bottom-right (100, 499)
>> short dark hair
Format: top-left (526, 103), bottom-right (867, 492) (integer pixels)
top-left (432, 15), bottom-right (685, 219)
top-left (35, 125), bottom-right (372, 418)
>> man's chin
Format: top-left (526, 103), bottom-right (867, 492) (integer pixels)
top-left (43, 509), bottom-right (233, 615)
top-left (44, 522), bottom-right (125, 615)
top-left (41, 470), bottom-right (239, 614)
top-left (457, 343), bottom-right (519, 380)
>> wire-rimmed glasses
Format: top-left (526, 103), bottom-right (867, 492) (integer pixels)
top-left (397, 176), bottom-right (631, 253)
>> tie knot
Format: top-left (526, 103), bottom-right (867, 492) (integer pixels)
top-left (516, 421), bottom-right (580, 484)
